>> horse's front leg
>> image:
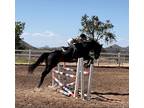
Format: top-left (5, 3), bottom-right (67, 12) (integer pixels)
top-left (87, 57), bottom-right (94, 66)
top-left (84, 56), bottom-right (94, 68)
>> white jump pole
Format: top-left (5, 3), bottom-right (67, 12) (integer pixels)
top-left (52, 64), bottom-right (60, 87)
top-left (80, 58), bottom-right (84, 99)
top-left (74, 58), bottom-right (80, 97)
top-left (52, 70), bottom-right (55, 86)
top-left (74, 58), bottom-right (85, 99)
top-left (57, 64), bottom-right (60, 79)
top-left (52, 57), bottom-right (93, 100)
top-left (53, 76), bottom-right (74, 96)
top-left (87, 63), bottom-right (93, 100)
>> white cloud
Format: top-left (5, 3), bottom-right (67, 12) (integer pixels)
top-left (22, 32), bottom-right (31, 36)
top-left (21, 30), bottom-right (68, 47)
top-left (22, 30), bottom-right (57, 37)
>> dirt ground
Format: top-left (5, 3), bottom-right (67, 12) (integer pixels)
top-left (16, 65), bottom-right (129, 108)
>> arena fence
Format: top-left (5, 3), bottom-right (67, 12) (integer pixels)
top-left (15, 49), bottom-right (129, 67)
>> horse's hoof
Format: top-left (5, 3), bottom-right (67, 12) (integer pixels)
top-left (34, 87), bottom-right (42, 92)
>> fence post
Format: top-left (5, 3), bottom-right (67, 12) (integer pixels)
top-left (28, 49), bottom-right (31, 64)
top-left (118, 52), bottom-right (121, 67)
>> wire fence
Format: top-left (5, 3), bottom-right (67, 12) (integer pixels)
top-left (15, 49), bottom-right (129, 67)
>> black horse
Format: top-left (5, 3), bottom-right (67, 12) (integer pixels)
top-left (28, 40), bottom-right (102, 88)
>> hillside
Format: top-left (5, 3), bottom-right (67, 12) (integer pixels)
top-left (20, 40), bottom-right (37, 49)
top-left (104, 44), bottom-right (129, 54)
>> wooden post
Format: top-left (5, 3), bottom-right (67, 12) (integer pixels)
top-left (28, 49), bottom-right (31, 64)
top-left (118, 52), bottom-right (121, 67)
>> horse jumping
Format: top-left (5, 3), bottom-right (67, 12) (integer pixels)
top-left (28, 40), bottom-right (102, 88)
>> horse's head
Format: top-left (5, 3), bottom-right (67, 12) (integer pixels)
top-left (91, 40), bottom-right (102, 60)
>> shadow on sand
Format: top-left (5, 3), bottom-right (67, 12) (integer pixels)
top-left (90, 91), bottom-right (129, 102)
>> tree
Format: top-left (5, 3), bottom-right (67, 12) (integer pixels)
top-left (15, 21), bottom-right (25, 49)
top-left (80, 14), bottom-right (116, 44)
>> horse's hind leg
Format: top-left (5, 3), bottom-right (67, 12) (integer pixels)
top-left (37, 66), bottom-right (52, 88)
top-left (28, 53), bottom-right (47, 73)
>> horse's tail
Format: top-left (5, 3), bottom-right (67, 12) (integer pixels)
top-left (28, 53), bottom-right (49, 73)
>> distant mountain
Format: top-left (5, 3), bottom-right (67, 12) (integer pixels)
top-left (19, 41), bottom-right (129, 54)
top-left (103, 44), bottom-right (129, 54)
top-left (20, 40), bottom-right (37, 49)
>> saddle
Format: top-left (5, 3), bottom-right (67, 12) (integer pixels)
top-left (61, 44), bottom-right (77, 58)
top-left (61, 46), bottom-right (69, 52)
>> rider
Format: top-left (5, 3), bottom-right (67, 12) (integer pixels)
top-left (67, 33), bottom-right (88, 45)
top-left (62, 34), bottom-right (95, 67)
top-left (62, 34), bottom-right (88, 52)
top-left (77, 33), bottom-right (88, 43)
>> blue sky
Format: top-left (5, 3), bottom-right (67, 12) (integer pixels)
top-left (16, 0), bottom-right (128, 48)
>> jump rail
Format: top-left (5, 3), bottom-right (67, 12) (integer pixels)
top-left (51, 58), bottom-right (94, 100)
